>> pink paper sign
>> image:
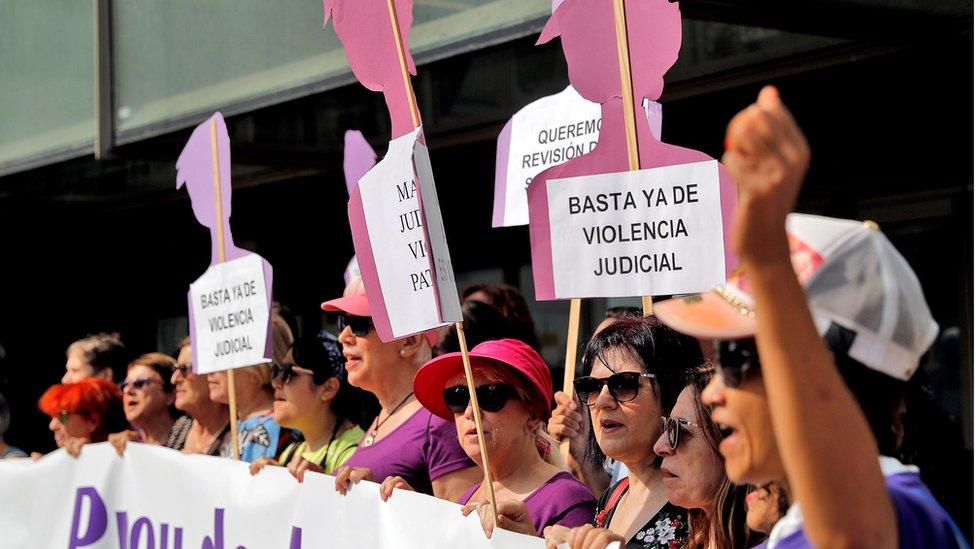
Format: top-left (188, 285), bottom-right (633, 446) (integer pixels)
top-left (527, 0), bottom-right (738, 300)
top-left (176, 113), bottom-right (274, 372)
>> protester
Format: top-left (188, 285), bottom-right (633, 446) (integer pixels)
top-left (62, 333), bottom-right (128, 383)
top-left (654, 86), bottom-right (967, 548)
top-left (250, 332), bottom-right (364, 479)
top-left (391, 338), bottom-right (594, 537)
top-left (462, 284), bottom-right (541, 351)
top-left (544, 317), bottom-right (703, 549)
top-left (746, 483), bottom-right (789, 535)
top-left (652, 366), bottom-right (756, 548)
top-left (0, 392), bottom-right (26, 459)
top-left (37, 378), bottom-right (127, 456)
top-left (168, 337), bottom-right (232, 454)
top-left (118, 353), bottom-right (179, 446)
top-left (325, 277), bottom-right (481, 501)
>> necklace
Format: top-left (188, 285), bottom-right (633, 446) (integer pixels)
top-left (362, 392), bottom-right (414, 447)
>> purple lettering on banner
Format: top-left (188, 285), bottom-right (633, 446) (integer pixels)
top-left (116, 512), bottom-right (129, 549)
top-left (289, 527), bottom-right (302, 549)
top-left (68, 487), bottom-right (108, 549)
top-left (201, 508), bottom-right (246, 549)
top-left (130, 517), bottom-right (155, 549)
top-left (161, 523), bottom-right (183, 549)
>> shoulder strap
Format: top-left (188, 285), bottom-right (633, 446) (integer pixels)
top-left (595, 478), bottom-right (630, 528)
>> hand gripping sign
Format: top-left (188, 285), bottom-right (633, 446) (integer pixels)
top-left (323, 0), bottom-right (499, 524)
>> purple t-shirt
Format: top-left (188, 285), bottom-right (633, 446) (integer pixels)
top-left (459, 471), bottom-right (597, 535)
top-left (344, 408), bottom-right (474, 495)
top-left (756, 470), bottom-right (966, 549)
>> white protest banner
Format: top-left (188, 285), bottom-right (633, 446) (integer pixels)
top-left (189, 253), bottom-right (270, 374)
top-left (350, 126), bottom-right (462, 342)
top-left (492, 87), bottom-right (664, 228)
top-left (0, 443), bottom-right (541, 549)
top-left (543, 160), bottom-right (726, 298)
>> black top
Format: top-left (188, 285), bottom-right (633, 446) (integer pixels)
top-left (594, 478), bottom-right (689, 549)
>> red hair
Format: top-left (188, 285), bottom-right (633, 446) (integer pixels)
top-left (38, 378), bottom-right (125, 442)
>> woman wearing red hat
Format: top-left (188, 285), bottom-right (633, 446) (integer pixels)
top-left (325, 278), bottom-right (481, 502)
top-left (399, 338), bottom-right (595, 537)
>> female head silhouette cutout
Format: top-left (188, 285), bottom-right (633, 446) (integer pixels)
top-left (538, 0), bottom-right (681, 105)
top-left (176, 112), bottom-right (232, 233)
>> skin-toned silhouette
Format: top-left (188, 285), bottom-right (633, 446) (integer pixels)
top-left (324, 0), bottom-right (418, 139)
top-left (528, 0), bottom-right (738, 296)
top-left (177, 112), bottom-right (274, 370)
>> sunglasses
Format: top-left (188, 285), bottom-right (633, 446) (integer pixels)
top-left (443, 384), bottom-right (518, 415)
top-left (57, 410), bottom-right (71, 425)
top-left (661, 416), bottom-right (701, 450)
top-left (119, 377), bottom-right (158, 392)
top-left (717, 339), bottom-right (761, 388)
top-left (573, 371), bottom-right (656, 407)
top-left (337, 314), bottom-right (373, 337)
top-left (269, 363), bottom-right (312, 385)
top-left (171, 363), bottom-right (191, 377)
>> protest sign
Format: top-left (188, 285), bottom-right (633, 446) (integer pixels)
top-left (492, 87), bottom-right (664, 228)
top-left (189, 254), bottom-right (271, 374)
top-left (537, 160), bottom-right (725, 299)
top-left (0, 444), bottom-right (541, 549)
top-left (348, 127), bottom-right (461, 342)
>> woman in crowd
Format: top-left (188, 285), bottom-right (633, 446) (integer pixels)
top-left (250, 332), bottom-right (364, 479)
top-left (654, 86), bottom-right (965, 548)
top-left (0, 392), bottom-right (26, 459)
top-left (207, 314), bottom-right (294, 462)
top-left (119, 353), bottom-right (179, 446)
top-left (545, 317), bottom-right (703, 548)
top-left (325, 277), bottom-right (481, 501)
top-left (388, 338), bottom-right (593, 537)
top-left (62, 332), bottom-right (128, 383)
top-left (38, 378), bottom-right (127, 455)
top-left (745, 483), bottom-right (788, 536)
top-left (168, 337), bottom-right (232, 454)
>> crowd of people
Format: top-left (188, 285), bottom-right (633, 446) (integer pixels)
top-left (0, 88), bottom-right (969, 548)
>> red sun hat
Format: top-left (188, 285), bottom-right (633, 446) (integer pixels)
top-left (414, 338), bottom-right (553, 421)
top-left (321, 277), bottom-right (441, 347)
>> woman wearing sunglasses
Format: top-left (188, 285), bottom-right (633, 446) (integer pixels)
top-left (117, 353), bottom-right (180, 447)
top-left (249, 332), bottom-right (365, 479)
top-left (403, 338), bottom-right (594, 537)
top-left (167, 337), bottom-right (232, 455)
top-left (544, 316), bottom-right (703, 549)
top-left (655, 88), bottom-right (965, 548)
top-left (324, 278), bottom-right (481, 502)
top-left (652, 366), bottom-right (757, 549)
top-left (37, 378), bottom-right (127, 456)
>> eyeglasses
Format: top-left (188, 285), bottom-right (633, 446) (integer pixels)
top-left (717, 339), bottom-right (761, 388)
top-left (270, 362), bottom-right (313, 385)
top-left (171, 363), bottom-right (191, 377)
top-left (119, 377), bottom-right (159, 392)
top-left (443, 384), bottom-right (518, 414)
top-left (57, 410), bottom-right (71, 425)
top-left (337, 314), bottom-right (373, 337)
top-left (661, 416), bottom-right (701, 450)
top-left (573, 372), bottom-right (656, 407)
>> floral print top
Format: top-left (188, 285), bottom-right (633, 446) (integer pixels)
top-left (594, 478), bottom-right (689, 549)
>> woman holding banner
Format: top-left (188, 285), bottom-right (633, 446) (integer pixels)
top-left (327, 278), bottom-right (481, 502)
top-left (396, 338), bottom-right (595, 537)
top-left (118, 353), bottom-right (179, 447)
top-left (38, 378), bottom-right (127, 456)
top-left (249, 332), bottom-right (365, 479)
top-left (168, 338), bottom-right (232, 455)
top-left (544, 317), bottom-right (701, 548)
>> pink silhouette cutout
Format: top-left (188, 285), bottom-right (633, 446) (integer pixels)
top-left (343, 129), bottom-right (378, 195)
top-left (528, 0), bottom-right (738, 298)
top-left (324, 0), bottom-right (418, 139)
top-left (177, 112), bottom-right (274, 369)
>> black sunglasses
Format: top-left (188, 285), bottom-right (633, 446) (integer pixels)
top-left (119, 377), bottom-right (158, 392)
top-left (661, 416), bottom-right (701, 450)
top-left (443, 384), bottom-right (518, 414)
top-left (171, 363), bottom-right (191, 377)
top-left (573, 371), bottom-right (656, 407)
top-left (717, 338), bottom-right (761, 388)
top-left (269, 363), bottom-right (311, 385)
top-left (337, 313), bottom-right (373, 337)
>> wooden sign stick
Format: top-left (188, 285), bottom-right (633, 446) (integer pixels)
top-left (612, 0), bottom-right (653, 317)
top-left (210, 119), bottom-right (241, 461)
top-left (558, 298), bottom-right (582, 464)
top-left (385, 0), bottom-right (498, 525)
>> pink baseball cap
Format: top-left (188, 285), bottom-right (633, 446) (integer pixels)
top-left (414, 338), bottom-right (553, 421)
top-left (655, 214), bottom-right (938, 381)
top-left (321, 277), bottom-right (441, 346)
